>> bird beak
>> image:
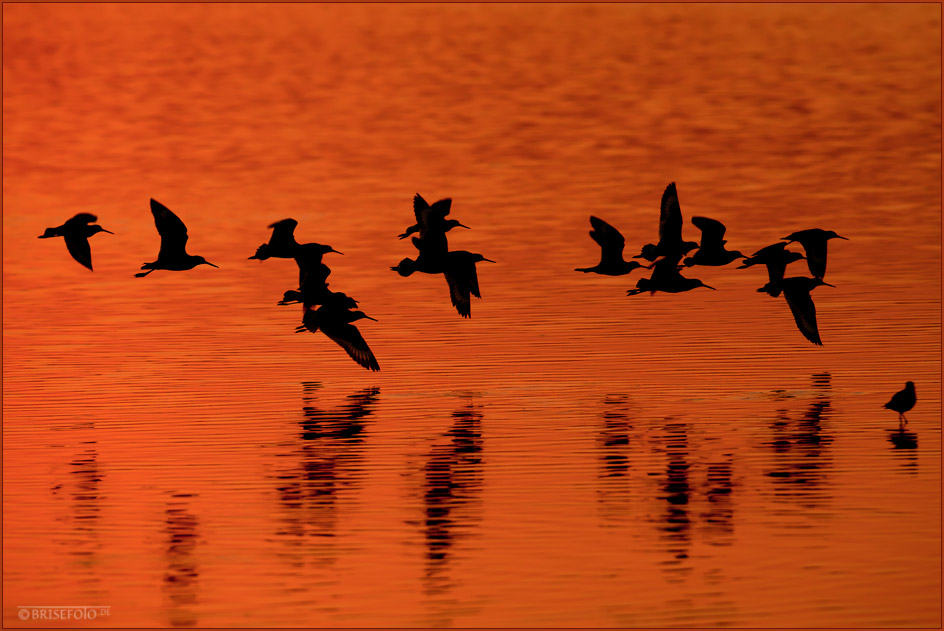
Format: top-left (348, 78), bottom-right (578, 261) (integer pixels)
top-left (101, 228), bottom-right (115, 234)
top-left (330, 248), bottom-right (344, 255)
top-left (205, 261), bottom-right (219, 268)
top-left (703, 284), bottom-right (717, 290)
top-left (363, 315), bottom-right (379, 321)
top-left (836, 235), bottom-right (849, 240)
top-left (482, 258), bottom-right (496, 263)
top-left (821, 281), bottom-right (836, 287)
top-left (457, 223), bottom-right (471, 230)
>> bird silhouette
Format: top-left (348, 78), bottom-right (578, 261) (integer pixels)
top-left (634, 182), bottom-right (699, 262)
top-left (392, 247), bottom-right (494, 318)
top-left (38, 213), bottom-right (113, 271)
top-left (135, 199), bottom-right (218, 277)
top-left (683, 216), bottom-right (744, 267)
top-left (778, 276), bottom-right (833, 345)
top-left (249, 219), bottom-right (342, 261)
top-left (738, 242), bottom-right (805, 297)
top-left (884, 381), bottom-right (916, 425)
top-left (627, 253), bottom-right (715, 295)
top-left (296, 291), bottom-right (380, 372)
top-left (781, 229), bottom-right (847, 279)
top-left (575, 216), bottom-right (645, 276)
top-left (399, 193), bottom-right (469, 240)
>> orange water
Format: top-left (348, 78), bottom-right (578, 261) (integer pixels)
top-left (3, 3), bottom-right (941, 627)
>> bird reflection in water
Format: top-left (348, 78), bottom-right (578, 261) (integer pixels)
top-left (61, 442), bottom-right (105, 596)
top-left (763, 372), bottom-right (834, 507)
top-left (886, 427), bottom-right (918, 476)
top-left (422, 399), bottom-right (484, 597)
top-left (272, 383), bottom-right (379, 566)
top-left (658, 421), bottom-right (693, 582)
top-left (163, 494), bottom-right (200, 628)
top-left (595, 395), bottom-right (633, 523)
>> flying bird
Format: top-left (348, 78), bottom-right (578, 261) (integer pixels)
top-left (38, 213), bottom-right (113, 271)
top-left (135, 199), bottom-right (218, 277)
top-left (391, 245), bottom-right (494, 318)
top-left (778, 276), bottom-right (833, 345)
top-left (399, 193), bottom-right (469, 240)
top-left (296, 291), bottom-right (380, 372)
top-left (634, 182), bottom-right (699, 262)
top-left (683, 216), bottom-right (744, 267)
top-left (249, 218), bottom-right (300, 260)
top-left (884, 381), bottom-right (916, 425)
top-left (627, 253), bottom-right (715, 295)
top-left (575, 216), bottom-right (645, 276)
top-left (781, 229), bottom-right (847, 279)
top-left (738, 242), bottom-right (806, 297)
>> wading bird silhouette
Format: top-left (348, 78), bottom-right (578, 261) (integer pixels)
top-left (135, 199), bottom-right (218, 277)
top-left (627, 253), bottom-right (716, 295)
top-left (575, 216), bottom-right (645, 276)
top-left (683, 216), bottom-right (744, 267)
top-left (738, 242), bottom-right (805, 297)
top-left (296, 290), bottom-right (380, 372)
top-left (778, 276), bottom-right (833, 345)
top-left (884, 381), bottom-right (916, 426)
top-left (781, 229), bottom-right (847, 279)
top-left (634, 182), bottom-right (699, 262)
top-left (38, 213), bottom-right (113, 271)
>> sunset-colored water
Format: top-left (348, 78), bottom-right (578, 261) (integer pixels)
top-left (3, 3), bottom-right (941, 627)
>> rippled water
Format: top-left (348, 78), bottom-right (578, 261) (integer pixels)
top-left (3, 3), bottom-right (941, 627)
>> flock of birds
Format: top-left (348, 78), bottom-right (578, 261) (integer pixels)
top-left (34, 184), bottom-right (919, 425)
top-left (575, 182), bottom-right (847, 346)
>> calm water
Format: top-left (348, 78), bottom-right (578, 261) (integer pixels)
top-left (3, 3), bottom-right (941, 627)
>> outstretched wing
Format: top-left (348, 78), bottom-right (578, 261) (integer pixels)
top-left (783, 287), bottom-right (823, 345)
top-left (63, 233), bottom-right (93, 270)
top-left (443, 271), bottom-right (472, 318)
top-left (268, 218), bottom-right (298, 247)
top-left (150, 199), bottom-right (189, 258)
top-left (658, 182), bottom-right (683, 244)
top-left (65, 213), bottom-right (99, 227)
top-left (321, 322), bottom-right (381, 372)
top-left (429, 198), bottom-right (453, 221)
top-left (588, 216), bottom-right (626, 264)
top-left (691, 216), bottom-right (726, 249)
top-left (413, 193), bottom-right (430, 224)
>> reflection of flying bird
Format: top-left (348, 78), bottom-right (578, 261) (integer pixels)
top-left (627, 254), bottom-right (715, 295)
top-left (38, 213), bottom-right (114, 271)
top-left (781, 229), bottom-right (847, 279)
top-left (399, 193), bottom-right (469, 240)
top-left (296, 291), bottom-right (380, 372)
top-left (738, 242), bottom-right (805, 297)
top-left (575, 216), bottom-right (645, 276)
top-left (779, 276), bottom-right (833, 345)
top-left (683, 216), bottom-right (744, 267)
top-left (634, 182), bottom-right (699, 262)
top-left (883, 381), bottom-right (916, 425)
top-left (135, 199), bottom-right (218, 277)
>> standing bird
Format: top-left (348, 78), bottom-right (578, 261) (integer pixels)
top-left (135, 199), bottom-right (218, 277)
top-left (884, 381), bottom-right (916, 425)
top-left (781, 229), bottom-right (848, 279)
top-left (778, 276), bottom-right (833, 345)
top-left (296, 291), bottom-right (380, 372)
top-left (575, 216), bottom-right (645, 276)
top-left (683, 216), bottom-right (744, 267)
top-left (738, 242), bottom-right (806, 297)
top-left (399, 193), bottom-right (469, 240)
top-left (38, 213), bottom-right (114, 271)
top-left (634, 182), bottom-right (699, 262)
top-left (627, 253), bottom-right (715, 295)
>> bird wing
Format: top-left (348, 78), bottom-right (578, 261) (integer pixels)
top-left (150, 199), bottom-right (189, 258)
top-left (320, 322), bottom-right (381, 372)
top-left (63, 233), bottom-right (93, 270)
top-left (658, 182), bottom-right (683, 244)
top-left (413, 193), bottom-right (430, 224)
top-left (691, 216), bottom-right (726, 249)
top-left (782, 286), bottom-right (822, 345)
top-left (430, 198), bottom-right (453, 220)
top-left (648, 253), bottom-right (684, 286)
top-left (66, 213), bottom-right (99, 227)
top-left (268, 218), bottom-right (298, 246)
top-left (588, 216), bottom-right (626, 263)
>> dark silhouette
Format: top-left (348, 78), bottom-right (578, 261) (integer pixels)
top-left (634, 182), bottom-right (699, 262)
top-left (781, 228), bottom-right (847, 279)
top-left (682, 216), bottom-right (744, 267)
top-left (738, 242), bottom-right (805, 297)
top-left (399, 193), bottom-right (469, 240)
top-left (779, 276), bottom-right (833, 345)
top-left (884, 381), bottom-right (916, 425)
top-left (887, 427), bottom-right (918, 450)
top-left (135, 199), bottom-right (218, 277)
top-left (163, 496), bottom-right (200, 628)
top-left (296, 290), bottom-right (380, 371)
top-left (627, 253), bottom-right (715, 295)
top-left (38, 213), bottom-right (113, 271)
top-left (575, 216), bottom-right (645, 276)
top-left (277, 242), bottom-right (345, 308)
top-left (249, 218), bottom-right (300, 260)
